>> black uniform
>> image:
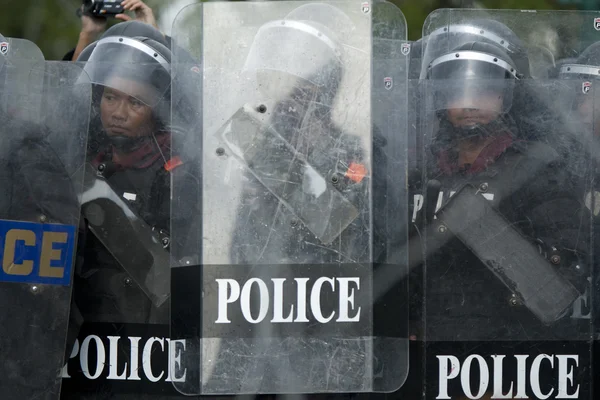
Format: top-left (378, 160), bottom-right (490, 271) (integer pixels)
top-left (63, 33), bottom-right (201, 394)
top-left (75, 132), bottom-right (173, 324)
top-left (404, 39), bottom-right (593, 399)
top-left (418, 122), bottom-right (589, 340)
top-left (412, 41), bottom-right (590, 341)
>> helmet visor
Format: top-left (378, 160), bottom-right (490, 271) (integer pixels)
top-left (428, 54), bottom-right (516, 112)
top-left (81, 37), bottom-right (171, 106)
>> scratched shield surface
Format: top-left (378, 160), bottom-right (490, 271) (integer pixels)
top-left (418, 7), bottom-right (598, 342)
top-left (170, 0), bottom-right (409, 395)
top-left (0, 46), bottom-right (91, 398)
top-left (416, 8), bottom-right (599, 399)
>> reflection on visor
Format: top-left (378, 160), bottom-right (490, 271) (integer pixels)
top-left (242, 19), bottom-right (343, 89)
top-left (104, 75), bottom-right (161, 106)
top-left (429, 54), bottom-right (518, 80)
top-left (83, 62), bottom-right (169, 106)
top-left (432, 80), bottom-right (513, 113)
top-left (81, 38), bottom-right (171, 107)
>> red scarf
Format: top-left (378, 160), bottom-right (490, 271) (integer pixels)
top-left (437, 133), bottom-right (516, 176)
top-left (92, 133), bottom-right (171, 170)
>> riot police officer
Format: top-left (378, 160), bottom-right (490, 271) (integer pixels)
top-left (417, 40), bottom-right (589, 340)
top-left (408, 36), bottom-right (592, 399)
top-left (65, 27), bottom-right (199, 359)
top-left (75, 32), bottom-right (172, 320)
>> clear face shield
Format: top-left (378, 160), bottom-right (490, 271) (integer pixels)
top-left (242, 19), bottom-right (344, 103)
top-left (241, 17), bottom-right (346, 143)
top-left (427, 51), bottom-right (517, 118)
top-left (80, 36), bottom-right (171, 107)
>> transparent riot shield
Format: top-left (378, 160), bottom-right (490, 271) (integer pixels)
top-left (414, 10), bottom-right (600, 399)
top-left (0, 55), bottom-right (91, 397)
top-left (417, 66), bottom-right (594, 398)
top-left (558, 46), bottom-right (600, 361)
top-left (170, 0), bottom-right (408, 394)
top-left (0, 37), bottom-right (44, 122)
top-left (0, 37), bottom-right (44, 62)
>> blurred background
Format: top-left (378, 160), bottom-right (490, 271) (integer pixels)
top-left (0, 0), bottom-right (590, 60)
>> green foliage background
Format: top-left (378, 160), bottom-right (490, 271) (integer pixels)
top-left (0, 0), bottom-right (580, 60)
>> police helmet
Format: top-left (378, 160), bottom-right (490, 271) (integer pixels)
top-left (421, 19), bottom-right (529, 79)
top-left (426, 41), bottom-right (519, 114)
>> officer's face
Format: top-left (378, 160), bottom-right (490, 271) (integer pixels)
top-left (446, 92), bottom-right (503, 128)
top-left (100, 80), bottom-right (154, 138)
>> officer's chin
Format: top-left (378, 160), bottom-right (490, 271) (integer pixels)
top-left (449, 121), bottom-right (479, 131)
top-left (461, 123), bottom-right (482, 131)
top-left (107, 127), bottom-right (131, 136)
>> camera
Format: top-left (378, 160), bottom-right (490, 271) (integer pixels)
top-left (81, 0), bottom-right (124, 17)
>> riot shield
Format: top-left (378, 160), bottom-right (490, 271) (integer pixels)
top-left (557, 41), bottom-right (600, 340)
top-left (170, 0), bottom-right (408, 394)
top-left (0, 37), bottom-right (44, 121)
top-left (0, 37), bottom-right (44, 62)
top-left (415, 12), bottom-right (596, 394)
top-left (0, 54), bottom-right (91, 397)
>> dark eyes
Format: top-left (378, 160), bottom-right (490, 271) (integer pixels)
top-left (103, 93), bottom-right (144, 109)
top-left (130, 99), bottom-right (144, 108)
